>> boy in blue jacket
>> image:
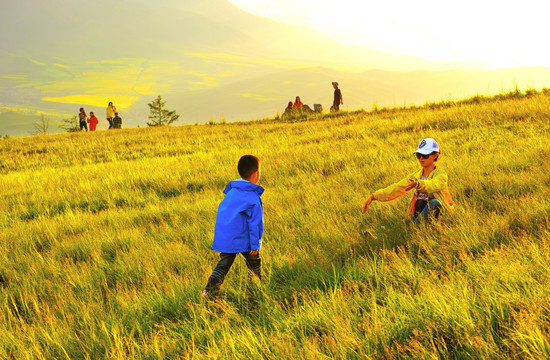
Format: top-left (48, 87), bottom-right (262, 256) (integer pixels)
top-left (203, 155), bottom-right (264, 296)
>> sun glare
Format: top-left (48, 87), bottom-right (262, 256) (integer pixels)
top-left (228, 0), bottom-right (550, 68)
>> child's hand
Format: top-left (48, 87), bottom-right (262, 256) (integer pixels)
top-left (362, 195), bottom-right (374, 213)
top-left (249, 249), bottom-right (259, 257)
top-left (406, 179), bottom-right (417, 191)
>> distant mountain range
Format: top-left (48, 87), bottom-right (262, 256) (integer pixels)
top-left (1, 0), bottom-right (550, 135)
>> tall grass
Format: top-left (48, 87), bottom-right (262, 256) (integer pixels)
top-left (1, 91), bottom-right (549, 359)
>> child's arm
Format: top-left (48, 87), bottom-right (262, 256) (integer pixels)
top-left (363, 174), bottom-right (417, 213)
top-left (247, 201), bottom-right (263, 254)
top-left (417, 171), bottom-right (448, 194)
top-left (373, 174), bottom-right (418, 201)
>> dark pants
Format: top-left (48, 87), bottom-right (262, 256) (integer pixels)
top-left (205, 252), bottom-right (261, 294)
top-left (107, 118), bottom-right (113, 129)
top-left (331, 103), bottom-right (340, 112)
top-left (80, 121), bottom-right (88, 131)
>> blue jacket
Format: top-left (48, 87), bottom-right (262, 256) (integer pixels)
top-left (211, 179), bottom-right (264, 253)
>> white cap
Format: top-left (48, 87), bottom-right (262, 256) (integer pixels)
top-left (415, 138), bottom-right (440, 155)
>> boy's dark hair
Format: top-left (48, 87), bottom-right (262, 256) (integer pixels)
top-left (238, 155), bottom-right (260, 179)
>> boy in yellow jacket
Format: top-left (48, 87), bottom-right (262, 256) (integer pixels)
top-left (362, 138), bottom-right (454, 221)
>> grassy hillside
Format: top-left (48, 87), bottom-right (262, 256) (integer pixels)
top-left (0, 90), bottom-right (549, 359)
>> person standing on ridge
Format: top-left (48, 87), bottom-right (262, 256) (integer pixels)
top-left (79, 107), bottom-right (88, 131)
top-left (112, 112), bottom-right (122, 129)
top-left (331, 81), bottom-right (343, 112)
top-left (87, 111), bottom-right (99, 131)
top-left (106, 101), bottom-right (116, 129)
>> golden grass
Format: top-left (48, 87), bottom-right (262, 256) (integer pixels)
top-left (0, 91), bottom-right (549, 358)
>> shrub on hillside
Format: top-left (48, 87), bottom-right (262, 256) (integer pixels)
top-left (59, 115), bottom-right (79, 132)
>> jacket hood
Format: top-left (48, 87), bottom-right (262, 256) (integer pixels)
top-left (223, 179), bottom-right (264, 196)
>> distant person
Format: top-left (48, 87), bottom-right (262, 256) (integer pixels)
top-left (285, 101), bottom-right (293, 112)
top-left (203, 155), bottom-right (264, 297)
top-left (87, 111), bottom-right (99, 131)
top-left (292, 96), bottom-right (304, 108)
top-left (331, 81), bottom-right (343, 112)
top-left (301, 104), bottom-right (314, 113)
top-left (112, 112), bottom-right (122, 129)
top-left (362, 138), bottom-right (454, 221)
top-left (79, 107), bottom-right (88, 131)
top-left (292, 96), bottom-right (314, 114)
top-left (283, 101), bottom-right (294, 117)
top-left (106, 101), bottom-right (116, 129)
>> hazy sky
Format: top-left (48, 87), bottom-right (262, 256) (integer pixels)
top-left (228, 0), bottom-right (549, 69)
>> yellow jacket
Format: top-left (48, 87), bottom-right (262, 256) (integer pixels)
top-left (372, 167), bottom-right (454, 216)
top-left (106, 105), bottom-right (116, 119)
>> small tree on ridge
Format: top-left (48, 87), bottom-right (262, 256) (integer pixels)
top-left (147, 95), bottom-right (180, 127)
top-left (31, 113), bottom-right (50, 135)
